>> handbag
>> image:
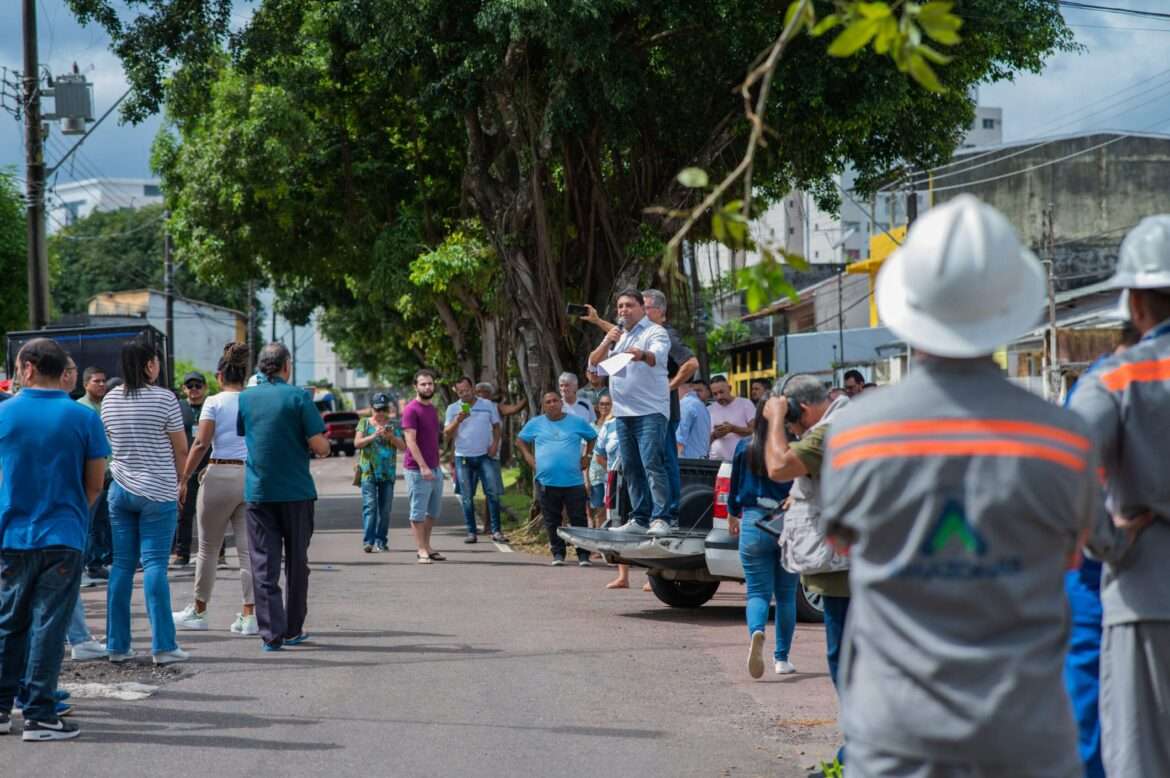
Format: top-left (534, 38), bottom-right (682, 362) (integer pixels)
top-left (753, 510), bottom-right (785, 539)
top-left (353, 419), bottom-right (366, 487)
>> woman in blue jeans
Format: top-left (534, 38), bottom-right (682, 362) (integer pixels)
top-left (727, 404), bottom-right (794, 679)
top-left (99, 338), bottom-right (191, 665)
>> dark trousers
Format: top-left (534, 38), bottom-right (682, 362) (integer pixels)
top-left (0, 548), bottom-right (82, 722)
top-left (539, 484), bottom-right (589, 561)
top-left (174, 469), bottom-right (203, 559)
top-left (84, 478), bottom-right (112, 571)
top-left (246, 500), bottom-right (314, 645)
top-left (822, 595), bottom-right (851, 689)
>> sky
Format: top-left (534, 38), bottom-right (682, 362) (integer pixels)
top-left (1, 1), bottom-right (1169, 189)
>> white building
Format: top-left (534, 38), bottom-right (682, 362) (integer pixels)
top-left (48, 178), bottom-right (163, 234)
top-left (87, 289), bottom-right (247, 373)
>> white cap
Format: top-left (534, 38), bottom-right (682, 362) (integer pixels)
top-left (876, 194), bottom-right (1046, 358)
top-left (1106, 215), bottom-right (1170, 290)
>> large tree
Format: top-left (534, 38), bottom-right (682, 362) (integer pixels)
top-left (0, 171), bottom-right (28, 358)
top-left (68, 0), bottom-right (1074, 401)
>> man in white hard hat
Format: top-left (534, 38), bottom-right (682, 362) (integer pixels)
top-left (1067, 215), bottom-right (1170, 776)
top-left (818, 195), bottom-right (1099, 776)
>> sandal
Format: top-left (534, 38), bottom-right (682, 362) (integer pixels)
top-left (416, 553), bottom-right (433, 564)
top-left (427, 551), bottom-right (446, 561)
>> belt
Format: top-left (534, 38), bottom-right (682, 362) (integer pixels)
top-left (209, 458), bottom-right (245, 465)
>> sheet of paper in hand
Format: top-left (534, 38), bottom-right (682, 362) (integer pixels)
top-left (599, 352), bottom-right (635, 377)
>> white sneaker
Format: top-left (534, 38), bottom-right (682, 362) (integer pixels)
top-left (108, 650), bottom-right (137, 664)
top-left (611, 521), bottom-right (648, 534)
top-left (71, 640), bottom-right (108, 662)
top-left (775, 660), bottom-right (796, 675)
top-left (647, 519), bottom-right (672, 536)
top-left (172, 604), bottom-right (209, 631)
top-left (153, 648), bottom-right (190, 666)
top-left (748, 630), bottom-right (765, 679)
top-left (230, 614), bottom-right (259, 636)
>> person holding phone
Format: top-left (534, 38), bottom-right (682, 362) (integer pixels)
top-left (444, 377), bottom-right (504, 544)
top-left (356, 392), bottom-right (406, 553)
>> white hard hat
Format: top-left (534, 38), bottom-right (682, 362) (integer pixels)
top-left (876, 194), bottom-right (1045, 358)
top-left (1106, 215), bottom-right (1170, 290)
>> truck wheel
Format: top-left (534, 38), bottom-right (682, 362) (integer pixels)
top-left (647, 575), bottom-right (719, 608)
top-left (796, 583), bottom-right (825, 623)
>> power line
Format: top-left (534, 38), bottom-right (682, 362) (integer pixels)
top-left (1058, 1), bottom-right (1170, 22)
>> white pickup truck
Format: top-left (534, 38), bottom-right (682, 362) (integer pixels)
top-left (559, 459), bottom-right (823, 620)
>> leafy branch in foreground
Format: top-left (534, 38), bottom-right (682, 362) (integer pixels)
top-left (663, 0), bottom-right (965, 312)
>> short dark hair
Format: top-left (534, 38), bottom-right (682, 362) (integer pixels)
top-left (82, 366), bottom-right (105, 385)
top-left (750, 377), bottom-right (772, 390)
top-left (414, 369), bottom-right (436, 384)
top-left (616, 288), bottom-right (643, 305)
top-left (17, 338), bottom-right (68, 380)
top-left (542, 390), bottom-right (561, 401)
top-left (121, 336), bottom-right (159, 396)
top-left (257, 342), bottom-right (291, 378)
top-left (455, 375), bottom-right (474, 388)
top-left (710, 374), bottom-right (729, 386)
top-left (843, 369), bottom-right (865, 385)
top-left (1119, 320), bottom-right (1141, 348)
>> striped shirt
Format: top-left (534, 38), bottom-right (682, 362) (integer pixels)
top-left (100, 384), bottom-right (184, 502)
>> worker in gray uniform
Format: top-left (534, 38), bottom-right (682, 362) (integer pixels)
top-left (1067, 215), bottom-right (1170, 776)
top-left (819, 195), bottom-right (1099, 777)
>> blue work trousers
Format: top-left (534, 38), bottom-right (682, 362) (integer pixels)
top-left (455, 455), bottom-right (502, 535)
top-left (822, 595), bottom-right (850, 689)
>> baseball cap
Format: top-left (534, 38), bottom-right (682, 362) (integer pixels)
top-left (371, 392), bottom-right (391, 410)
top-left (183, 371), bottom-right (206, 386)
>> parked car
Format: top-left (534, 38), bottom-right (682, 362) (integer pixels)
top-left (561, 459), bottom-right (823, 620)
top-left (322, 411), bottom-right (359, 456)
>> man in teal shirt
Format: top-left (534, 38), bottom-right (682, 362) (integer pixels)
top-left (237, 343), bottom-right (330, 652)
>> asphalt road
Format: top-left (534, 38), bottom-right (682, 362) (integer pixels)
top-left (5, 456), bottom-right (842, 777)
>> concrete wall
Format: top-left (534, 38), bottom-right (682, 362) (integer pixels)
top-left (935, 133), bottom-right (1170, 290)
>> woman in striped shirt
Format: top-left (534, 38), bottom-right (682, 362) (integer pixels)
top-left (100, 337), bottom-right (191, 665)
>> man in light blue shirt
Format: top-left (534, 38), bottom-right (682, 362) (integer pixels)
top-left (676, 380), bottom-right (711, 459)
top-left (588, 289), bottom-right (671, 536)
top-left (516, 393), bottom-right (597, 565)
top-left (444, 377), bottom-right (504, 544)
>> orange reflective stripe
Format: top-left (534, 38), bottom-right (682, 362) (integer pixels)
top-left (1099, 358), bottom-right (1170, 393)
top-left (831, 439), bottom-right (1088, 473)
top-left (829, 419), bottom-right (1091, 452)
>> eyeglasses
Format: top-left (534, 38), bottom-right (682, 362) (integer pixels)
top-left (185, 382), bottom-right (206, 389)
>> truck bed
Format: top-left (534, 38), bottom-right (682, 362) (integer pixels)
top-left (557, 527), bottom-right (708, 570)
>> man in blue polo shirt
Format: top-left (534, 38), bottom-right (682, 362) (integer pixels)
top-left (516, 392), bottom-right (597, 566)
top-left (237, 343), bottom-right (330, 652)
top-left (0, 338), bottom-right (108, 741)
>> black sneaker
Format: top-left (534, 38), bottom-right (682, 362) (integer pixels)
top-left (22, 718), bottom-right (80, 741)
top-left (85, 566), bottom-right (109, 580)
top-left (0, 711), bottom-right (10, 735)
top-left (463, 534), bottom-right (477, 544)
top-left (550, 557), bottom-right (566, 567)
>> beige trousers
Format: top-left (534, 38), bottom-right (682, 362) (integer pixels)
top-left (194, 463), bottom-right (254, 605)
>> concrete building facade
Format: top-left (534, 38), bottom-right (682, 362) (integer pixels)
top-left (48, 178), bottom-right (164, 233)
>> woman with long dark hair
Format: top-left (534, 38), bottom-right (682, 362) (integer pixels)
top-left (728, 398), bottom-right (796, 679)
top-left (100, 337), bottom-right (190, 664)
top-left (173, 343), bottom-right (258, 635)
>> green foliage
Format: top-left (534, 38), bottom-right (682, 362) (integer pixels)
top-left (173, 358), bottom-right (221, 395)
top-left (48, 204), bottom-right (253, 316)
top-left (0, 171), bottom-right (27, 358)
top-left (707, 319), bottom-right (751, 373)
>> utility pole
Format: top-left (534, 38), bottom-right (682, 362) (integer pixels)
top-left (290, 323), bottom-right (297, 385)
top-left (684, 240), bottom-right (710, 380)
top-left (22, 0), bottom-right (49, 329)
top-left (246, 278), bottom-right (256, 370)
top-left (836, 267), bottom-right (845, 378)
top-left (271, 299), bottom-right (276, 342)
top-left (163, 211), bottom-right (175, 386)
top-left (906, 185), bottom-right (918, 226)
top-left (1043, 204), bottom-right (1059, 400)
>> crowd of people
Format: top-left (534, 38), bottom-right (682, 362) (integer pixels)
top-left (1, 195), bottom-right (1168, 776)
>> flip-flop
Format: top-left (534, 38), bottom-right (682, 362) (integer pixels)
top-left (427, 551), bottom-right (446, 561)
top-left (416, 554), bottom-right (433, 564)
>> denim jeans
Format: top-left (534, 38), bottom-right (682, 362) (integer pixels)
top-left (0, 547), bottom-right (82, 722)
top-left (739, 507), bottom-right (797, 662)
top-left (66, 590), bottom-right (92, 646)
top-left (106, 481), bottom-right (179, 655)
top-left (361, 478), bottom-right (394, 547)
top-left (663, 417), bottom-right (681, 523)
top-left (822, 594), bottom-right (851, 689)
top-left (614, 414), bottom-right (669, 526)
top-left (455, 455), bottom-right (502, 535)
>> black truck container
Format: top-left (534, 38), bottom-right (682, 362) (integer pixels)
top-left (6, 324), bottom-right (171, 398)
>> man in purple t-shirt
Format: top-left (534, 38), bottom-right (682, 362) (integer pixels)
top-left (402, 369), bottom-right (445, 563)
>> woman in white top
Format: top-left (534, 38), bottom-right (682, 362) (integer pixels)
top-left (173, 344), bottom-right (257, 635)
top-left (100, 337), bottom-right (190, 665)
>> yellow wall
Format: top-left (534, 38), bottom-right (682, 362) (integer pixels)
top-left (726, 342), bottom-right (776, 397)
